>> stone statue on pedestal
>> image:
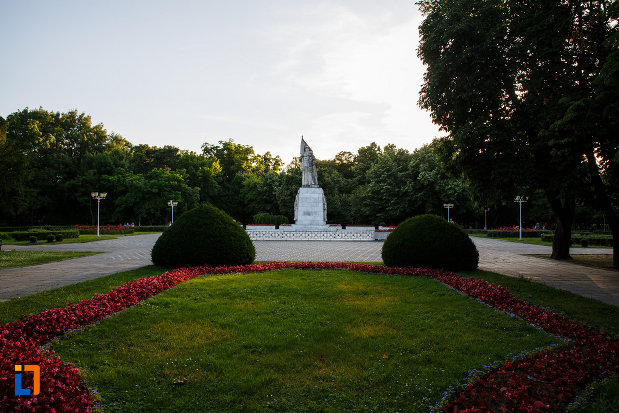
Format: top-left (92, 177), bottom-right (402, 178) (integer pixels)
top-left (301, 137), bottom-right (319, 187)
top-left (292, 137), bottom-right (328, 229)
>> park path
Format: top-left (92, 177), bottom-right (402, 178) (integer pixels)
top-left (0, 235), bottom-right (157, 301)
top-left (471, 237), bottom-right (618, 307)
top-left (0, 234), bottom-right (617, 307)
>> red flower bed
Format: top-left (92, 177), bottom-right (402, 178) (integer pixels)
top-left (495, 226), bottom-right (541, 232)
top-left (1, 263), bottom-right (616, 411)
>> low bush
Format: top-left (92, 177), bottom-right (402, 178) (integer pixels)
top-left (55, 234), bottom-right (63, 242)
top-left (134, 226), bottom-right (168, 232)
top-left (487, 230), bottom-right (547, 238)
top-left (29, 236), bottom-right (38, 244)
top-left (151, 204), bottom-right (255, 268)
top-left (540, 234), bottom-right (613, 246)
top-left (5, 229), bottom-right (79, 241)
top-left (252, 212), bottom-right (289, 226)
top-left (382, 214), bottom-right (479, 270)
top-left (46, 234), bottom-right (55, 243)
top-left (75, 225), bottom-right (134, 235)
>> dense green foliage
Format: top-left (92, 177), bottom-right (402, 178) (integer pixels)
top-left (417, 0), bottom-right (618, 265)
top-left (50, 269), bottom-right (558, 411)
top-left (0, 108), bottom-right (484, 227)
top-left (1, 229), bottom-right (79, 241)
top-left (382, 215), bottom-right (479, 270)
top-left (252, 212), bottom-right (289, 226)
top-left (0, 107), bottom-right (608, 233)
top-left (151, 204), bottom-right (255, 268)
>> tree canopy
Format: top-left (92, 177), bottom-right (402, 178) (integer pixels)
top-left (418, 0), bottom-right (618, 265)
top-left (0, 106), bottom-right (602, 235)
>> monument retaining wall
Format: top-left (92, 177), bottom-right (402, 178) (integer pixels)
top-left (246, 228), bottom-right (384, 241)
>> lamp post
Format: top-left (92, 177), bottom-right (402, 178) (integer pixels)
top-left (168, 200), bottom-right (178, 224)
top-left (484, 208), bottom-right (490, 231)
top-left (91, 192), bottom-right (107, 237)
top-left (443, 203), bottom-right (454, 222)
top-left (514, 196), bottom-right (528, 240)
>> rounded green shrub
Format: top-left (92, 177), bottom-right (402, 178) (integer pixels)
top-left (55, 234), bottom-right (64, 242)
top-left (29, 236), bottom-right (38, 244)
top-left (381, 214), bottom-right (479, 270)
top-left (46, 234), bottom-right (55, 243)
top-left (151, 204), bottom-right (255, 268)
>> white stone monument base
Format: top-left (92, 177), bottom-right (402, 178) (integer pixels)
top-left (246, 228), bottom-right (375, 241)
top-left (294, 187), bottom-right (327, 227)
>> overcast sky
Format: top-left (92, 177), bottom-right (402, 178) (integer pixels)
top-left (1, 1), bottom-right (443, 164)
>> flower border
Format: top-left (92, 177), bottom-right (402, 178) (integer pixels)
top-left (1, 262), bottom-right (617, 411)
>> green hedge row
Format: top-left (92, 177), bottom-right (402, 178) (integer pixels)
top-left (78, 228), bottom-right (135, 235)
top-left (540, 233), bottom-right (613, 247)
top-left (464, 229), bottom-right (488, 235)
top-left (134, 226), bottom-right (168, 232)
top-left (0, 226), bottom-right (75, 232)
top-left (252, 212), bottom-right (289, 226)
top-left (487, 230), bottom-right (549, 238)
top-left (1, 229), bottom-right (80, 241)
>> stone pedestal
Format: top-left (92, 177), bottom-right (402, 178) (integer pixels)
top-left (293, 187), bottom-right (328, 229)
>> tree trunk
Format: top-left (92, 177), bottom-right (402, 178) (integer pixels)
top-left (585, 150), bottom-right (619, 269)
top-left (548, 194), bottom-right (575, 260)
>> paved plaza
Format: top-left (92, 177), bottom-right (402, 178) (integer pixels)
top-left (0, 234), bottom-right (617, 306)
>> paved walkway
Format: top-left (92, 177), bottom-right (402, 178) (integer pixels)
top-left (0, 235), bottom-right (616, 307)
top-left (0, 235), bottom-right (158, 301)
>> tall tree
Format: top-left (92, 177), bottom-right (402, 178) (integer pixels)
top-left (0, 117), bottom-right (29, 220)
top-left (3, 108), bottom-right (110, 224)
top-left (418, 0), bottom-right (618, 265)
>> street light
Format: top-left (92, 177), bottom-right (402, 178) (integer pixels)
top-left (91, 192), bottom-right (107, 237)
top-left (514, 196), bottom-right (528, 240)
top-left (443, 203), bottom-right (454, 222)
top-left (484, 208), bottom-right (490, 231)
top-left (168, 200), bottom-right (178, 224)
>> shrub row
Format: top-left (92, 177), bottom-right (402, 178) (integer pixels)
top-left (77, 228), bottom-right (135, 235)
top-left (1, 229), bottom-right (79, 241)
top-left (252, 212), bottom-right (289, 226)
top-left (134, 226), bottom-right (169, 232)
top-left (486, 230), bottom-right (549, 238)
top-left (0, 226), bottom-right (75, 232)
top-left (464, 229), bottom-right (488, 235)
top-left (540, 233), bottom-right (613, 247)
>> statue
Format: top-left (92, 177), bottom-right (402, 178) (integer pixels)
top-left (300, 137), bottom-right (319, 187)
top-left (293, 137), bottom-right (328, 228)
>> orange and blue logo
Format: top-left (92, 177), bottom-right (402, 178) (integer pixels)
top-left (14, 365), bottom-right (40, 396)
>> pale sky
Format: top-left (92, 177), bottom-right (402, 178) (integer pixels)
top-left (0, 1), bottom-right (443, 164)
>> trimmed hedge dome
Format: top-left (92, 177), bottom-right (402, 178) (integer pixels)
top-left (381, 214), bottom-right (478, 270)
top-left (151, 204), bottom-right (255, 268)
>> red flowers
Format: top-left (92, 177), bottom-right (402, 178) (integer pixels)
top-left (1, 262), bottom-right (616, 412)
top-left (494, 226), bottom-right (541, 232)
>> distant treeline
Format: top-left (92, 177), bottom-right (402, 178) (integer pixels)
top-left (0, 107), bottom-right (597, 228)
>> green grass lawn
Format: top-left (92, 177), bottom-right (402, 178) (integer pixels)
top-left (49, 269), bottom-right (561, 412)
top-left (2, 265), bottom-right (616, 411)
top-left (0, 250), bottom-right (99, 269)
